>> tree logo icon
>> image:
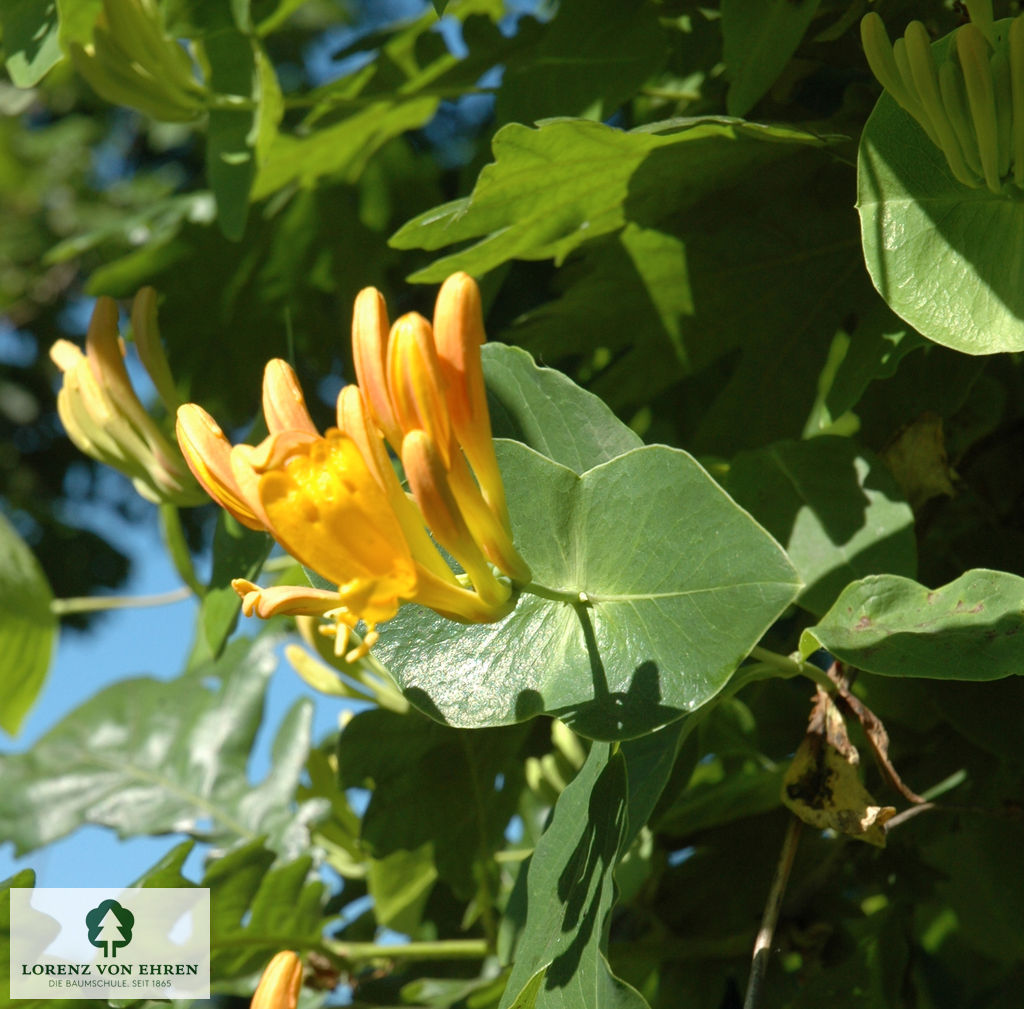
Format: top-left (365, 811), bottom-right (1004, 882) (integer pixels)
top-left (85, 900), bottom-right (135, 958)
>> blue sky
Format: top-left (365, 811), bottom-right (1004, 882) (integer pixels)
top-left (0, 501), bottom-right (345, 889)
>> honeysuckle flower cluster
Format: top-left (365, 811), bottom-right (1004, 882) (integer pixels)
top-left (49, 288), bottom-right (207, 507)
top-left (861, 1), bottom-right (1024, 194)
top-left (175, 273), bottom-right (531, 661)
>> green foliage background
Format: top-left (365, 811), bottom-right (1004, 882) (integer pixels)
top-left (2, 1), bottom-right (1024, 1008)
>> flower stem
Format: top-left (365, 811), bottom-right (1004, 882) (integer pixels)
top-left (747, 645), bottom-right (834, 691)
top-left (321, 938), bottom-right (488, 963)
top-left (520, 581), bottom-right (588, 605)
top-left (159, 504), bottom-right (204, 597)
top-left (51, 587), bottom-right (192, 615)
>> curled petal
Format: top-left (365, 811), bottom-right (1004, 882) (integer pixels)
top-left (351, 287), bottom-right (402, 449)
top-left (447, 448), bottom-right (531, 584)
top-left (176, 404), bottom-right (263, 529)
top-left (262, 359), bottom-right (318, 435)
top-left (232, 579), bottom-right (343, 618)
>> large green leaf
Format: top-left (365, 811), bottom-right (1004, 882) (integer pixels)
top-left (0, 511), bottom-right (58, 736)
top-left (131, 839), bottom-right (331, 985)
top-left (499, 742), bottom-right (663, 1009)
top-left (1, 0), bottom-right (62, 87)
top-left (337, 708), bottom-right (528, 900)
top-left (483, 344), bottom-right (642, 473)
top-left (391, 117), bottom-right (834, 282)
top-left (252, 97), bottom-right (439, 198)
top-left (508, 151), bottom-right (865, 450)
top-left (375, 440), bottom-right (800, 740)
top-left (509, 226), bottom-right (692, 412)
top-left (724, 437), bottom-right (916, 617)
top-left (858, 20), bottom-right (1024, 354)
top-left (721, 0), bottom-right (821, 117)
top-left (495, 0), bottom-right (666, 126)
top-left (800, 570), bottom-right (1024, 679)
top-left (204, 28), bottom-right (268, 240)
top-left (805, 298), bottom-right (926, 434)
top-left (0, 637), bottom-right (322, 856)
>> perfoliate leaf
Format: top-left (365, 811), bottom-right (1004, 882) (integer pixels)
top-left (483, 344), bottom-right (642, 473)
top-left (724, 437), bottom-right (916, 617)
top-left (391, 117), bottom-right (835, 281)
top-left (801, 570), bottom-right (1024, 679)
top-left (377, 441), bottom-right (800, 740)
top-left (0, 637), bottom-right (323, 857)
top-left (858, 21), bottom-right (1024, 354)
top-left (0, 511), bottom-right (57, 736)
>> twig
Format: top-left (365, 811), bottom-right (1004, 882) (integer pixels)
top-left (51, 586), bottom-right (192, 614)
top-left (743, 816), bottom-right (803, 1009)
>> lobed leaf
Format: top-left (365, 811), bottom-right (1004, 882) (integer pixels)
top-left (391, 117), bottom-right (835, 281)
top-left (0, 636), bottom-right (323, 857)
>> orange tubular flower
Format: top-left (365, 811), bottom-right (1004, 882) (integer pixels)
top-left (176, 274), bottom-right (529, 660)
top-left (251, 951), bottom-right (302, 1009)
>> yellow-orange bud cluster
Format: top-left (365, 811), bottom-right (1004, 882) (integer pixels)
top-left (50, 289), bottom-right (206, 508)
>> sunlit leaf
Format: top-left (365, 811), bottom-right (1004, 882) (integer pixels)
top-left (391, 117), bottom-right (835, 282)
top-left (0, 512), bottom-right (57, 736)
top-left (0, 637), bottom-right (323, 857)
top-left (483, 344), bottom-right (641, 473)
top-left (1, 0), bottom-right (62, 87)
top-left (801, 570), bottom-right (1024, 679)
top-left (377, 440), bottom-right (800, 740)
top-left (858, 21), bottom-right (1024, 354)
top-left (724, 437), bottom-right (916, 616)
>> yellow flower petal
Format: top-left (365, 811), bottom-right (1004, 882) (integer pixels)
top-left (336, 384), bottom-right (459, 585)
top-left (256, 430), bottom-right (418, 618)
top-left (402, 429), bottom-right (510, 610)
